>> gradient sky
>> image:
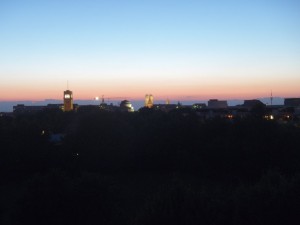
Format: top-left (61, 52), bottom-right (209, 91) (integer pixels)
top-left (0, 0), bottom-right (299, 101)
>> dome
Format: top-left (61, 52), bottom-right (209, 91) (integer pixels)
top-left (120, 100), bottom-right (134, 112)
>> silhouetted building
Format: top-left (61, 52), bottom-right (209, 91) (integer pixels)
top-left (0, 112), bottom-right (14, 117)
top-left (120, 100), bottom-right (134, 112)
top-left (243, 99), bottom-right (265, 109)
top-left (13, 104), bottom-right (46, 113)
top-left (77, 105), bottom-right (100, 112)
top-left (192, 103), bottom-right (206, 109)
top-left (208, 99), bottom-right (228, 109)
top-left (47, 104), bottom-right (64, 110)
top-left (13, 104), bottom-right (66, 113)
top-left (97, 96), bottom-right (117, 111)
top-left (284, 98), bottom-right (300, 107)
top-left (154, 104), bottom-right (177, 112)
top-left (63, 90), bottom-right (73, 111)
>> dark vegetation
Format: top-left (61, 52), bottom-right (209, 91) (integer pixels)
top-left (1, 108), bottom-right (300, 224)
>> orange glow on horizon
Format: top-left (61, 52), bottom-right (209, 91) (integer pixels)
top-left (1, 91), bottom-right (299, 102)
top-left (0, 79), bottom-right (299, 102)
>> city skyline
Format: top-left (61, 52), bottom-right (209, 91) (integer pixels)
top-left (1, 0), bottom-right (300, 101)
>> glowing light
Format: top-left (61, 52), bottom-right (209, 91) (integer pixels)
top-left (95, 96), bottom-right (99, 101)
top-left (227, 114), bottom-right (233, 119)
top-left (264, 115), bottom-right (275, 120)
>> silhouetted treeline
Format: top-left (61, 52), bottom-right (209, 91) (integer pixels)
top-left (1, 109), bottom-right (300, 224)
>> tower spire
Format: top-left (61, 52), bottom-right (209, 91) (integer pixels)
top-left (271, 90), bottom-right (273, 106)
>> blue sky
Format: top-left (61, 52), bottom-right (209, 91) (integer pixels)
top-left (0, 0), bottom-right (299, 101)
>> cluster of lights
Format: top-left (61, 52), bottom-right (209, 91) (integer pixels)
top-left (264, 115), bottom-right (274, 120)
top-left (226, 114), bottom-right (234, 119)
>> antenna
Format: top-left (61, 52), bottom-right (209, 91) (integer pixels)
top-left (271, 90), bottom-right (273, 106)
top-left (67, 80), bottom-right (69, 90)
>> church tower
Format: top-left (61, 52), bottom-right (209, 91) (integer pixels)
top-left (63, 90), bottom-right (73, 111)
top-left (145, 94), bottom-right (154, 108)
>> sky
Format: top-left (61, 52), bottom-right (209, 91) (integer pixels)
top-left (0, 0), bottom-right (299, 102)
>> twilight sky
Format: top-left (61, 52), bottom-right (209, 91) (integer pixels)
top-left (0, 0), bottom-right (299, 101)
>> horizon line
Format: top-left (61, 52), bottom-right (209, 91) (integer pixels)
top-left (0, 96), bottom-right (297, 102)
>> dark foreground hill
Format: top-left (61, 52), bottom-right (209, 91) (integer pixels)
top-left (1, 109), bottom-right (300, 225)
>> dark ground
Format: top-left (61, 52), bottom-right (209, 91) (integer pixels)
top-left (1, 108), bottom-right (300, 225)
